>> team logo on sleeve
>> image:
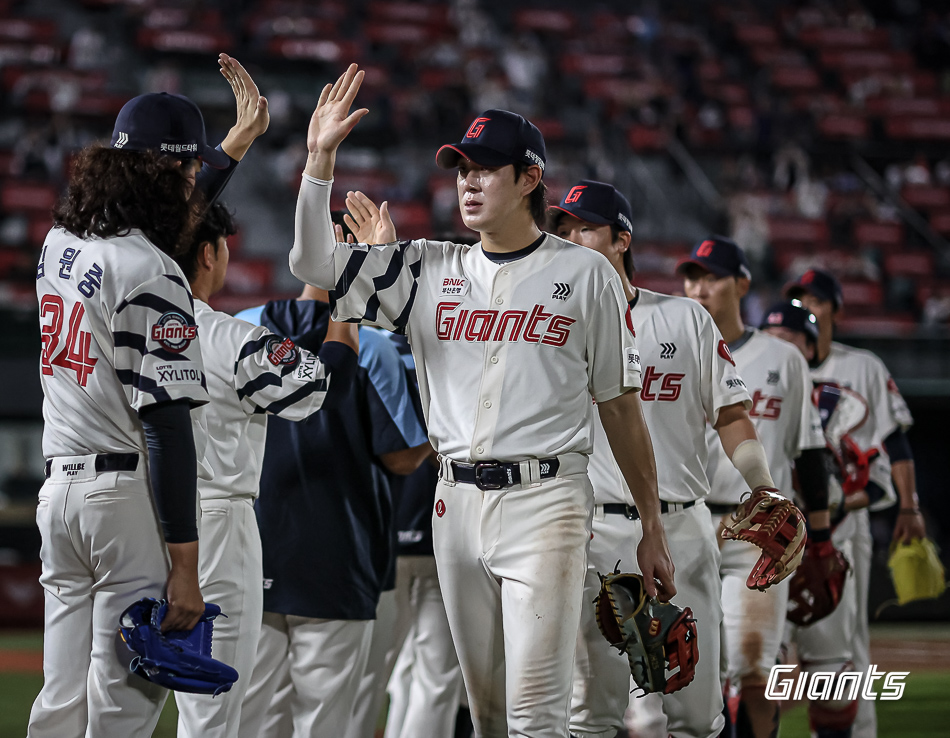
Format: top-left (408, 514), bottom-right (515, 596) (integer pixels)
top-left (151, 312), bottom-right (198, 353)
top-left (266, 337), bottom-right (300, 367)
top-left (717, 339), bottom-right (736, 366)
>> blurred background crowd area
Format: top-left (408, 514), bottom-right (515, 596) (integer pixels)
top-left (0, 0), bottom-right (949, 326)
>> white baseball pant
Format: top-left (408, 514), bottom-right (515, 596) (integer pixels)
top-left (433, 458), bottom-right (593, 738)
top-left (28, 458), bottom-right (169, 738)
top-left (570, 500), bottom-right (725, 738)
top-left (719, 531), bottom-right (790, 686)
top-left (176, 497), bottom-right (263, 738)
top-left (849, 508), bottom-right (876, 738)
top-left (385, 555), bottom-right (464, 738)
top-left (345, 589), bottom-right (399, 738)
top-left (237, 612), bottom-right (373, 738)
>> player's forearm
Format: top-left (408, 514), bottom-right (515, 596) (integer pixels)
top-left (795, 447), bottom-right (831, 514)
top-left (892, 459), bottom-right (919, 510)
top-left (598, 391), bottom-right (662, 529)
top-left (716, 404), bottom-right (775, 491)
top-left (305, 149), bottom-right (336, 181)
top-left (290, 174), bottom-right (337, 290)
top-left (139, 400), bottom-right (199, 543)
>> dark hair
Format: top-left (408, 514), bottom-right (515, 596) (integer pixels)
top-left (175, 201), bottom-right (238, 282)
top-left (512, 162), bottom-right (548, 227)
top-left (53, 144), bottom-right (203, 257)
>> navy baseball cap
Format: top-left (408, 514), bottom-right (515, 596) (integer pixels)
top-left (550, 180), bottom-right (633, 233)
top-left (110, 92), bottom-right (229, 169)
top-left (676, 236), bottom-right (752, 280)
top-left (785, 268), bottom-right (844, 310)
top-left (435, 109), bottom-right (546, 174)
top-left (761, 300), bottom-right (819, 344)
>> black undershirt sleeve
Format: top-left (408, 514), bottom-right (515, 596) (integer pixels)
top-left (196, 145), bottom-right (239, 206)
top-left (883, 428), bottom-right (914, 463)
top-left (139, 399), bottom-right (198, 544)
top-left (796, 447), bottom-right (831, 513)
top-left (316, 342), bottom-right (359, 411)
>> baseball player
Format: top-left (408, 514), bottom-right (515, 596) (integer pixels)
top-left (552, 184), bottom-right (774, 738)
top-left (785, 269), bottom-right (922, 738)
top-left (289, 65), bottom-right (674, 737)
top-left (678, 240), bottom-right (833, 738)
top-left (234, 283), bottom-right (430, 738)
top-left (29, 91), bottom-right (223, 736)
top-left (170, 200), bottom-right (360, 738)
top-left (759, 299), bottom-right (863, 738)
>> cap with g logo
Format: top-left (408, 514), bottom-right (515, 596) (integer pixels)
top-left (550, 180), bottom-right (633, 233)
top-left (676, 236), bottom-right (752, 280)
top-left (760, 300), bottom-right (819, 344)
top-left (435, 109), bottom-right (546, 174)
top-left (110, 92), bottom-right (230, 169)
top-left (785, 269), bottom-right (844, 310)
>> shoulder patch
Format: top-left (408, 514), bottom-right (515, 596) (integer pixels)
top-left (266, 337), bottom-right (300, 367)
top-left (718, 339), bottom-right (736, 366)
top-left (151, 311), bottom-right (198, 353)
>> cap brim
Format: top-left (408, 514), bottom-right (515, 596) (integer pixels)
top-left (675, 257), bottom-right (733, 278)
top-left (435, 143), bottom-right (513, 169)
top-left (200, 144), bottom-right (230, 170)
top-left (549, 205), bottom-right (614, 226)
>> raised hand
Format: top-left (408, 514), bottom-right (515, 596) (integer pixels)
top-left (307, 64), bottom-right (369, 160)
top-left (218, 53), bottom-right (269, 161)
top-left (344, 190), bottom-right (397, 245)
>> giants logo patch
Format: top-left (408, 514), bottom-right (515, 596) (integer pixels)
top-left (267, 337), bottom-right (300, 367)
top-left (436, 302), bottom-right (576, 346)
top-left (151, 311), bottom-right (197, 353)
top-left (718, 339), bottom-right (736, 366)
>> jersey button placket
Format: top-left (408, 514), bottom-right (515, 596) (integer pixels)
top-left (471, 268), bottom-right (509, 461)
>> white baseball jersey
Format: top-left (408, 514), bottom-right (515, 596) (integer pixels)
top-left (37, 227), bottom-right (209, 457)
top-left (191, 300), bottom-right (342, 501)
top-left (810, 341), bottom-right (913, 505)
top-left (290, 175), bottom-right (642, 462)
top-left (587, 289), bottom-right (751, 504)
top-left (705, 329), bottom-right (825, 503)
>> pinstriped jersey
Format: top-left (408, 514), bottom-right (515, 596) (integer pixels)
top-left (588, 289), bottom-right (751, 505)
top-left (294, 177), bottom-right (641, 462)
top-left (705, 329), bottom-right (825, 504)
top-left (809, 341), bottom-right (913, 509)
top-left (191, 300), bottom-right (340, 501)
top-left (37, 227), bottom-right (208, 457)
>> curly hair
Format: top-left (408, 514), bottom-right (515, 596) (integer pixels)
top-left (53, 145), bottom-right (203, 257)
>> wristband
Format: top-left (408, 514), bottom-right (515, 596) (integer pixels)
top-left (810, 528), bottom-right (831, 543)
top-left (730, 439), bottom-right (775, 491)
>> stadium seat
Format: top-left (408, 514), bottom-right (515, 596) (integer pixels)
top-left (853, 220), bottom-right (903, 247)
top-left (884, 251), bottom-right (935, 278)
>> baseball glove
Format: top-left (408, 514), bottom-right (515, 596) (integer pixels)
top-left (118, 598), bottom-right (238, 695)
top-left (786, 539), bottom-right (851, 626)
top-left (594, 568), bottom-right (698, 695)
top-left (720, 487), bottom-right (807, 591)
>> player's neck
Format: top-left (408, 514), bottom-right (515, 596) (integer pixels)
top-left (619, 270), bottom-right (636, 302)
top-left (816, 331), bottom-right (833, 363)
top-left (716, 311), bottom-right (746, 344)
top-left (479, 216), bottom-right (542, 254)
top-left (190, 277), bottom-right (213, 304)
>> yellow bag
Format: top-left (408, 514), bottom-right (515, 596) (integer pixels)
top-left (887, 539), bottom-right (947, 606)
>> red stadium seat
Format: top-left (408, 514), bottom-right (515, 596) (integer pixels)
top-left (798, 27), bottom-right (888, 49)
top-left (770, 66), bottom-right (821, 91)
top-left (1, 182), bottom-right (57, 213)
top-left (885, 118), bottom-right (950, 141)
top-left (884, 251), bottom-right (935, 278)
top-left (818, 114), bottom-right (869, 139)
top-left (385, 202), bottom-right (431, 240)
top-left (267, 37), bottom-right (362, 62)
top-left (0, 18), bottom-right (57, 43)
top-left (136, 28), bottom-right (233, 54)
top-left (835, 313), bottom-right (916, 336)
top-left (839, 280), bottom-right (884, 307)
top-left (220, 258), bottom-right (274, 295)
top-left (853, 220), bottom-right (903, 246)
top-left (514, 10), bottom-right (575, 33)
top-left (767, 217), bottom-right (829, 244)
top-left (733, 25), bottom-right (779, 46)
top-left (929, 212), bottom-right (950, 236)
top-left (900, 186), bottom-right (950, 210)
top-left (627, 125), bottom-right (668, 152)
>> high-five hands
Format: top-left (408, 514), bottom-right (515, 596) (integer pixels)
top-left (344, 191), bottom-right (396, 245)
top-left (218, 53), bottom-right (269, 161)
top-left (306, 64), bottom-right (369, 180)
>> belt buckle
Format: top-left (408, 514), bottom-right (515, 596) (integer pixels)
top-left (474, 462), bottom-right (507, 491)
top-left (624, 504), bottom-right (639, 520)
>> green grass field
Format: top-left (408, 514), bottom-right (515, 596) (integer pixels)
top-left (2, 631), bottom-right (949, 737)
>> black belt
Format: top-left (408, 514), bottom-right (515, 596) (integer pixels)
top-left (603, 499), bottom-right (696, 520)
top-left (706, 502), bottom-right (737, 516)
top-left (45, 452), bottom-right (139, 479)
top-left (450, 458), bottom-right (560, 491)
